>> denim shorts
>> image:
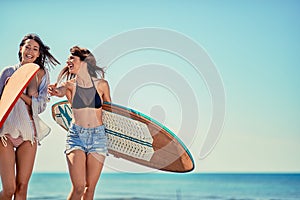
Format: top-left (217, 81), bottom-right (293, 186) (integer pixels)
top-left (65, 123), bottom-right (108, 156)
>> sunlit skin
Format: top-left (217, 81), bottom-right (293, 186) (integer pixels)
top-left (48, 54), bottom-right (111, 200)
top-left (20, 39), bottom-right (40, 65)
top-left (19, 39), bottom-right (45, 118)
top-left (0, 39), bottom-right (43, 200)
top-left (48, 55), bottom-right (111, 127)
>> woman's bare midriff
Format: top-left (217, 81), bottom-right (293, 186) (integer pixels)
top-left (72, 108), bottom-right (103, 128)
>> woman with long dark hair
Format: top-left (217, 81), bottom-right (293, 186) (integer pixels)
top-left (0, 33), bottom-right (60, 199)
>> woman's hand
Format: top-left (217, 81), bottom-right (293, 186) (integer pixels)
top-left (48, 83), bottom-right (58, 96)
top-left (48, 83), bottom-right (66, 97)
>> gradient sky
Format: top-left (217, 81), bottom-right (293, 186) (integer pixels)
top-left (0, 0), bottom-right (299, 173)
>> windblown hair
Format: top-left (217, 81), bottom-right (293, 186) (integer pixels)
top-left (18, 33), bottom-right (60, 69)
top-left (57, 46), bottom-right (104, 83)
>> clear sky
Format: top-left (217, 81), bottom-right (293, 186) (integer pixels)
top-left (0, 0), bottom-right (299, 173)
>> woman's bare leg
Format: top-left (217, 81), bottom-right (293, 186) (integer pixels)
top-left (66, 150), bottom-right (86, 200)
top-left (82, 153), bottom-right (105, 200)
top-left (0, 140), bottom-right (16, 200)
top-left (14, 141), bottom-right (37, 200)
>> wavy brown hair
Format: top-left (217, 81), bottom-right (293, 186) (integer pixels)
top-left (57, 46), bottom-right (104, 83)
top-left (19, 33), bottom-right (60, 69)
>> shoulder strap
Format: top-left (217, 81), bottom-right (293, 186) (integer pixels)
top-left (88, 73), bottom-right (96, 88)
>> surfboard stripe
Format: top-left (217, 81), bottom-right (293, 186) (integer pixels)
top-left (107, 131), bottom-right (154, 161)
top-left (105, 129), bottom-right (152, 147)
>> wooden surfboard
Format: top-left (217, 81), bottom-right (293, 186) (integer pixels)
top-left (0, 63), bottom-right (40, 128)
top-left (52, 101), bottom-right (194, 173)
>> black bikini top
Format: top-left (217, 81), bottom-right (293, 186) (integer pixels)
top-left (72, 77), bottom-right (102, 109)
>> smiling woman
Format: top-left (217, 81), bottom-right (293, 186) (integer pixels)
top-left (48, 46), bottom-right (111, 200)
top-left (20, 40), bottom-right (40, 64)
top-left (0, 33), bottom-right (60, 199)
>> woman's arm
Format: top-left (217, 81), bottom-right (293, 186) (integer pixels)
top-left (30, 69), bottom-right (50, 115)
top-left (100, 79), bottom-right (111, 103)
top-left (20, 93), bottom-right (33, 106)
top-left (20, 68), bottom-right (45, 107)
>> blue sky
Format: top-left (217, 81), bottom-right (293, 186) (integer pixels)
top-left (0, 0), bottom-right (299, 173)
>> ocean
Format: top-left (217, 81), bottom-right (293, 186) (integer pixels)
top-left (1, 173), bottom-right (300, 200)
